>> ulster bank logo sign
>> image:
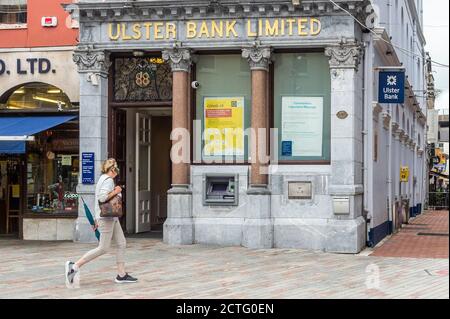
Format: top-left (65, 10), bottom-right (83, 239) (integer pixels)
top-left (378, 70), bottom-right (405, 104)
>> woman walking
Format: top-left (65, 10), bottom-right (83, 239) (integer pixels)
top-left (65, 158), bottom-right (138, 286)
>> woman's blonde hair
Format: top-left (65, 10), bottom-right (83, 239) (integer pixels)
top-left (101, 158), bottom-right (117, 174)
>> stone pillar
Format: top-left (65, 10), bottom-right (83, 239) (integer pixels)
top-left (324, 40), bottom-right (366, 253)
top-left (72, 45), bottom-right (111, 243)
top-left (241, 46), bottom-right (273, 249)
top-left (162, 48), bottom-right (194, 245)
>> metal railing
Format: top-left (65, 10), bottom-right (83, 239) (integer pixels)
top-left (428, 192), bottom-right (449, 210)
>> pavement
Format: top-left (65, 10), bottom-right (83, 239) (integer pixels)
top-left (0, 211), bottom-right (448, 299)
top-left (370, 210), bottom-right (449, 259)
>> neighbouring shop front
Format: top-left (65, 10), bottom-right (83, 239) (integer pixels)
top-left (0, 49), bottom-right (80, 239)
top-left (70, 0), bottom-right (374, 253)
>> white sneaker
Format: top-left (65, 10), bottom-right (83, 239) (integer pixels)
top-left (65, 261), bottom-right (80, 289)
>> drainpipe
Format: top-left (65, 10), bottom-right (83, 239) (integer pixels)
top-left (363, 32), bottom-right (374, 246)
top-left (412, 113), bottom-right (417, 216)
top-left (387, 104), bottom-right (393, 232)
top-left (387, 0), bottom-right (392, 36)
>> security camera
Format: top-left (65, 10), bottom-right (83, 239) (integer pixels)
top-left (191, 81), bottom-right (200, 89)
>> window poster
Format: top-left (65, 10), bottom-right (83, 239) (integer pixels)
top-left (281, 96), bottom-right (324, 157)
top-left (61, 155), bottom-right (72, 166)
top-left (203, 97), bottom-right (245, 156)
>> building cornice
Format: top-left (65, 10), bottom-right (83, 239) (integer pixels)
top-left (66, 0), bottom-right (372, 22)
top-left (407, 0), bottom-right (426, 46)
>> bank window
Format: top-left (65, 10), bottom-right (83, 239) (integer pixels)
top-left (0, 0), bottom-right (27, 26)
top-left (273, 53), bottom-right (331, 161)
top-left (195, 55), bottom-right (251, 162)
top-left (1, 83), bottom-right (75, 111)
top-left (113, 57), bottom-right (172, 103)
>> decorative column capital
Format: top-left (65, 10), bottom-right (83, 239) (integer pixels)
top-left (162, 47), bottom-right (193, 72)
top-left (242, 45), bottom-right (272, 71)
top-left (73, 45), bottom-right (111, 75)
top-left (325, 39), bottom-right (363, 71)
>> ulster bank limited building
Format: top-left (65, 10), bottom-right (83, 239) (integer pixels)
top-left (68, 0), bottom-right (428, 253)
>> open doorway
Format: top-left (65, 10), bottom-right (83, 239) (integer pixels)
top-left (123, 108), bottom-right (172, 237)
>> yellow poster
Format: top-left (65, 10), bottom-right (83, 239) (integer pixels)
top-left (400, 166), bottom-right (409, 183)
top-left (12, 185), bottom-right (20, 198)
top-left (204, 97), bottom-right (245, 156)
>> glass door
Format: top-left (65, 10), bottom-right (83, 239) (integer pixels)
top-left (135, 113), bottom-right (152, 233)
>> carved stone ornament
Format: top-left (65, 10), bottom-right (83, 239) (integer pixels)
top-left (242, 45), bottom-right (272, 71)
top-left (325, 39), bottom-right (363, 71)
top-left (394, 128), bottom-right (404, 140)
top-left (336, 110), bottom-right (348, 119)
top-left (73, 45), bottom-right (111, 86)
top-left (372, 102), bottom-right (383, 122)
top-left (381, 112), bottom-right (391, 130)
top-left (391, 122), bottom-right (399, 136)
top-left (162, 48), bottom-right (193, 72)
top-left (417, 149), bottom-right (424, 157)
top-left (401, 133), bottom-right (409, 144)
top-left (73, 45), bottom-right (111, 74)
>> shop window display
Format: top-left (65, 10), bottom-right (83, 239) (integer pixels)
top-left (26, 129), bottom-right (79, 215)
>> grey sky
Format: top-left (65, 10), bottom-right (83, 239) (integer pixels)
top-left (424, 0), bottom-right (449, 113)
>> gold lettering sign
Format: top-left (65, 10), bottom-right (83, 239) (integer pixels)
top-left (108, 18), bottom-right (321, 41)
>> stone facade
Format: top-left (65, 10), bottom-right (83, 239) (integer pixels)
top-left (68, 0), bottom-right (427, 253)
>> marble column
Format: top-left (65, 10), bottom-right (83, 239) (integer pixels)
top-left (73, 45), bottom-right (111, 243)
top-left (324, 40), bottom-right (366, 253)
top-left (162, 48), bottom-right (194, 245)
top-left (241, 46), bottom-right (273, 249)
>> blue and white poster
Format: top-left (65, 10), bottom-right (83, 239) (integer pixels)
top-left (281, 96), bottom-right (323, 157)
top-left (82, 152), bottom-right (95, 184)
top-left (378, 70), bottom-right (405, 104)
top-left (281, 141), bottom-right (293, 156)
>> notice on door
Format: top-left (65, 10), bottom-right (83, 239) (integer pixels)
top-left (203, 97), bottom-right (245, 156)
top-left (281, 96), bottom-right (323, 157)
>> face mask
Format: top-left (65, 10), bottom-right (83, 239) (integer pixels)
top-left (114, 166), bottom-right (120, 175)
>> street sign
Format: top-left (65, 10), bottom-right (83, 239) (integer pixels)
top-left (400, 166), bottom-right (409, 183)
top-left (378, 70), bottom-right (405, 104)
top-left (82, 152), bottom-right (95, 184)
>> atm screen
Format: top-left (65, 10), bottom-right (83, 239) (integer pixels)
top-left (211, 183), bottom-right (228, 193)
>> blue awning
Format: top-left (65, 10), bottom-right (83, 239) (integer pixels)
top-left (0, 115), bottom-right (77, 154)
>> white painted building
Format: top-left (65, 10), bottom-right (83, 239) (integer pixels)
top-left (367, 0), bottom-right (428, 244)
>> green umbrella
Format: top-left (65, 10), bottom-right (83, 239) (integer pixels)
top-left (80, 196), bottom-right (100, 241)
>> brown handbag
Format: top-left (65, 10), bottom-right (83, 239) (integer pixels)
top-left (98, 178), bottom-right (123, 218)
